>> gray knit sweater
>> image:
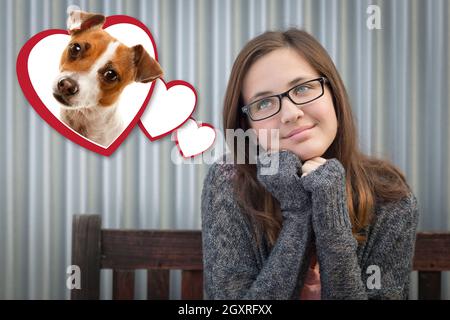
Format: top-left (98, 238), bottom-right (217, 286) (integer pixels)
top-left (201, 150), bottom-right (419, 300)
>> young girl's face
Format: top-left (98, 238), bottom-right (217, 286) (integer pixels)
top-left (242, 48), bottom-right (338, 161)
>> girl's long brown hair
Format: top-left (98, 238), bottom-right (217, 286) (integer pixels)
top-left (222, 29), bottom-right (410, 247)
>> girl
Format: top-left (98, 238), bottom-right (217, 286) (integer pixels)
top-left (201, 29), bottom-right (418, 300)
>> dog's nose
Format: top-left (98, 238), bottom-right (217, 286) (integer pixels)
top-left (57, 78), bottom-right (79, 96)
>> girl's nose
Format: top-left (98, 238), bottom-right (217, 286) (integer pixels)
top-left (280, 98), bottom-right (304, 124)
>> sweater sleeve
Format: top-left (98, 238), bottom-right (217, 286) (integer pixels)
top-left (301, 159), bottom-right (419, 299)
top-left (201, 157), bottom-right (313, 300)
top-left (360, 193), bottom-right (419, 299)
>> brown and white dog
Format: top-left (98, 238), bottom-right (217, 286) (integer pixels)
top-left (53, 10), bottom-right (163, 146)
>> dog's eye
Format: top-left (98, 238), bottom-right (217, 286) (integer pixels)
top-left (69, 43), bottom-right (82, 58)
top-left (103, 70), bottom-right (118, 82)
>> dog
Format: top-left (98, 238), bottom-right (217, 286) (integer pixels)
top-left (53, 10), bottom-right (163, 147)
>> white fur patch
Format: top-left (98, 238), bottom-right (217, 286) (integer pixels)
top-left (66, 9), bottom-right (82, 31)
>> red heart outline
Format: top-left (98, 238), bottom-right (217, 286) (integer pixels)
top-left (16, 15), bottom-right (159, 156)
top-left (138, 79), bottom-right (198, 141)
top-left (173, 117), bottom-right (216, 159)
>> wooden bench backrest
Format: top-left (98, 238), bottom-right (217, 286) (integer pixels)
top-left (71, 214), bottom-right (450, 300)
top-left (412, 232), bottom-right (450, 299)
top-left (71, 214), bottom-right (202, 300)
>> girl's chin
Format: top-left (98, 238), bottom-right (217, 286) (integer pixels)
top-left (282, 146), bottom-right (324, 161)
top-left (264, 141), bottom-right (325, 160)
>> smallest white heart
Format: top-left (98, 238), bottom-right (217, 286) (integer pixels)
top-left (175, 118), bottom-right (216, 157)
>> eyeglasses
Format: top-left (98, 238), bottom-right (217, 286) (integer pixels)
top-left (241, 77), bottom-right (328, 121)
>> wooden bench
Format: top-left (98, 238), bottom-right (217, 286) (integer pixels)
top-left (71, 214), bottom-right (450, 300)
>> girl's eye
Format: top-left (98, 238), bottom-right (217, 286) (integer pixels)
top-left (293, 85), bottom-right (310, 95)
top-left (256, 99), bottom-right (274, 110)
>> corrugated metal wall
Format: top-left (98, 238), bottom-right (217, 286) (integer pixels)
top-left (0, 0), bottom-right (449, 299)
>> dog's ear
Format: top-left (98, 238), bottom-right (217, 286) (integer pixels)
top-left (67, 10), bottom-right (105, 34)
top-left (132, 45), bottom-right (163, 83)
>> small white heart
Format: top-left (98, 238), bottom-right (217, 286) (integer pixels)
top-left (140, 79), bottom-right (196, 140)
top-left (175, 118), bottom-right (216, 158)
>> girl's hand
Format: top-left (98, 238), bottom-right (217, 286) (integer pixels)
top-left (256, 149), bottom-right (311, 213)
top-left (301, 157), bottom-right (327, 177)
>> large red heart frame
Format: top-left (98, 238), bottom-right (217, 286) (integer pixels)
top-left (16, 15), bottom-right (158, 156)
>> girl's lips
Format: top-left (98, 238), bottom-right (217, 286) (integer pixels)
top-left (285, 124), bottom-right (316, 142)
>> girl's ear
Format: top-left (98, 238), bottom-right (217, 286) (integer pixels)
top-left (239, 117), bottom-right (247, 130)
